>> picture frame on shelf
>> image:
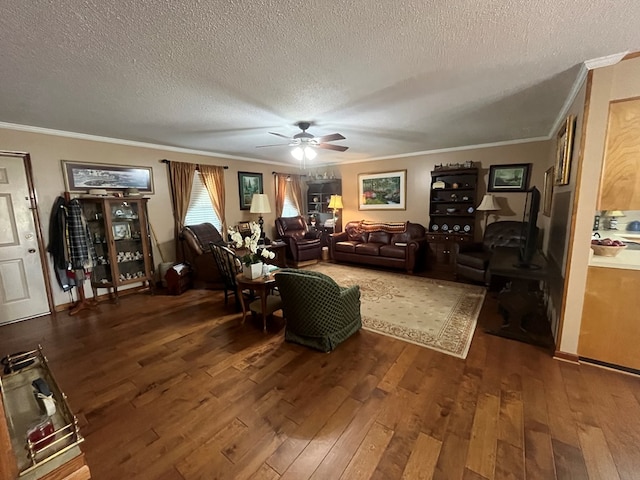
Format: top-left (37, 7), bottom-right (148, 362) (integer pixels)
top-left (358, 170), bottom-right (406, 210)
top-left (112, 222), bottom-right (131, 240)
top-left (543, 166), bottom-right (554, 216)
top-left (554, 114), bottom-right (576, 186)
top-left (238, 171), bottom-right (263, 210)
top-left (487, 163), bottom-right (531, 192)
top-left (61, 161), bottom-right (154, 193)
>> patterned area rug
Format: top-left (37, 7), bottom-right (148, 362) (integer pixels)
top-left (305, 263), bottom-right (486, 359)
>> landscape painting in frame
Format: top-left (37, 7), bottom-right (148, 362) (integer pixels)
top-left (238, 171), bottom-right (263, 210)
top-left (358, 170), bottom-right (406, 210)
top-left (487, 163), bottom-right (531, 192)
top-left (62, 161), bottom-right (154, 193)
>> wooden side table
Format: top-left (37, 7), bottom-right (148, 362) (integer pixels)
top-left (235, 272), bottom-right (282, 332)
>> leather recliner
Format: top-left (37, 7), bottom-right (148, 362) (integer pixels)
top-left (453, 221), bottom-right (525, 286)
top-left (180, 223), bottom-right (225, 288)
top-left (274, 216), bottom-right (322, 265)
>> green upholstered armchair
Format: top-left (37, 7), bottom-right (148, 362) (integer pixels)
top-left (273, 269), bottom-right (362, 352)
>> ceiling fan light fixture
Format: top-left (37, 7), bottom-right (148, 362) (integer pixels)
top-left (291, 146), bottom-right (304, 161)
top-left (304, 146), bottom-right (317, 160)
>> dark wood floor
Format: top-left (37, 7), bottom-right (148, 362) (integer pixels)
top-left (1, 268), bottom-right (639, 479)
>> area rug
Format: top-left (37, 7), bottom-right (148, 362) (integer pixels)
top-left (304, 263), bottom-right (486, 359)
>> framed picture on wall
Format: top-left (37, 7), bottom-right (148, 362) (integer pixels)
top-left (358, 170), bottom-right (406, 210)
top-left (554, 115), bottom-right (576, 186)
top-left (487, 163), bottom-right (531, 192)
top-left (61, 161), bottom-right (154, 193)
top-left (238, 171), bottom-right (263, 210)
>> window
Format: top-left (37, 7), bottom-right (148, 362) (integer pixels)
top-left (184, 172), bottom-right (222, 231)
top-left (282, 181), bottom-right (300, 217)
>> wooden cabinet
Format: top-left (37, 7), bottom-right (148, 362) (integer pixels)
top-left (599, 97), bottom-right (640, 210)
top-left (79, 197), bottom-right (154, 301)
top-left (306, 179), bottom-right (342, 231)
top-left (578, 266), bottom-right (640, 370)
top-left (428, 167), bottom-right (478, 263)
top-left (306, 179), bottom-right (341, 216)
top-left (427, 233), bottom-right (473, 264)
top-left (0, 348), bottom-right (90, 480)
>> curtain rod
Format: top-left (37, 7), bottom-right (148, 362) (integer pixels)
top-left (161, 159), bottom-right (228, 169)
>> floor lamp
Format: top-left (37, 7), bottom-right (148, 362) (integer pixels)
top-left (250, 193), bottom-right (271, 244)
top-left (476, 194), bottom-right (500, 233)
top-left (328, 195), bottom-right (343, 232)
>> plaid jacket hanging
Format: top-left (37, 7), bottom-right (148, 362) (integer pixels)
top-left (67, 199), bottom-right (96, 270)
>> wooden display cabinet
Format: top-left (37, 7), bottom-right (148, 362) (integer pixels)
top-left (428, 167), bottom-right (478, 263)
top-left (0, 348), bottom-right (90, 480)
top-left (306, 179), bottom-right (342, 230)
top-left (79, 197), bottom-right (154, 302)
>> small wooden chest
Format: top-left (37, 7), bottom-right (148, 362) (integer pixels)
top-left (165, 263), bottom-right (192, 295)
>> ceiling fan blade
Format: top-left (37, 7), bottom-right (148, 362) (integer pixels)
top-left (268, 132), bottom-right (292, 139)
top-left (317, 143), bottom-right (349, 152)
top-left (317, 133), bottom-right (345, 143)
top-left (256, 143), bottom-right (291, 148)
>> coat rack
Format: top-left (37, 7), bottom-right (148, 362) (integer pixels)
top-left (64, 191), bottom-right (97, 316)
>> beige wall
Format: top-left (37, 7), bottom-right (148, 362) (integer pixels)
top-left (0, 126), bottom-right (551, 311)
top-left (560, 55), bottom-right (640, 354)
top-left (0, 127), bottom-right (299, 307)
top-left (334, 141), bottom-right (550, 241)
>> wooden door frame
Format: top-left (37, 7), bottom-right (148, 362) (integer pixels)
top-left (0, 150), bottom-right (55, 318)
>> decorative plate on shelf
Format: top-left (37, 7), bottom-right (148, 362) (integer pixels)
top-left (442, 223), bottom-right (449, 231)
top-left (467, 206), bottom-right (475, 213)
top-left (432, 224), bottom-right (439, 231)
top-left (463, 224), bottom-right (471, 232)
top-left (453, 224), bottom-right (460, 232)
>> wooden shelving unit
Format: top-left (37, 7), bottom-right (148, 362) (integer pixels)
top-left (428, 167), bottom-right (478, 263)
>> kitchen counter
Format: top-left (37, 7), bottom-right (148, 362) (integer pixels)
top-left (589, 231), bottom-right (640, 270)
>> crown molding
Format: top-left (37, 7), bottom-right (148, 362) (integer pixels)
top-left (337, 136), bottom-right (550, 165)
top-left (0, 121), bottom-right (287, 166)
top-left (584, 51), bottom-right (628, 70)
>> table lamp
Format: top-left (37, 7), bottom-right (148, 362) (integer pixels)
top-left (250, 193), bottom-right (271, 243)
top-left (328, 194), bottom-right (344, 232)
top-left (476, 194), bottom-right (500, 232)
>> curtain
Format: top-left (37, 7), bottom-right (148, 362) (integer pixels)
top-left (289, 174), bottom-right (304, 215)
top-left (275, 174), bottom-right (288, 218)
top-left (199, 164), bottom-right (227, 234)
top-left (168, 161), bottom-right (197, 260)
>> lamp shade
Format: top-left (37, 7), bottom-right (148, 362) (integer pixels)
top-left (607, 210), bottom-right (625, 217)
top-left (249, 194), bottom-right (271, 214)
top-left (476, 194), bottom-right (499, 211)
top-left (328, 194), bottom-right (343, 209)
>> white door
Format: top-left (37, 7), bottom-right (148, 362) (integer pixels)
top-left (0, 154), bottom-right (50, 324)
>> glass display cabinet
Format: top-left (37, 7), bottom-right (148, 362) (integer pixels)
top-left (79, 197), bottom-right (154, 301)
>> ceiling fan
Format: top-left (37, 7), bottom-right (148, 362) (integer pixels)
top-left (256, 121), bottom-right (349, 154)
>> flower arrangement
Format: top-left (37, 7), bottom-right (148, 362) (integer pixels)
top-left (228, 222), bottom-right (275, 266)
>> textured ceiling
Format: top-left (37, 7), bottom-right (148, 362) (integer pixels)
top-left (1, 0), bottom-right (640, 166)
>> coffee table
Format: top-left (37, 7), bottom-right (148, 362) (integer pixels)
top-left (235, 272), bottom-right (282, 332)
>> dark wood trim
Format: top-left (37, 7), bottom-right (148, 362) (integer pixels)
top-left (580, 356), bottom-right (640, 377)
top-left (622, 51), bottom-right (640, 61)
top-left (54, 284), bottom-right (151, 312)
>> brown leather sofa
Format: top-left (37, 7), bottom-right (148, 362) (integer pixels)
top-left (330, 221), bottom-right (428, 273)
top-left (180, 223), bottom-right (225, 288)
top-left (275, 216), bottom-right (323, 265)
top-left (453, 221), bottom-right (525, 286)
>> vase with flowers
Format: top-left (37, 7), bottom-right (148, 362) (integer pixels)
top-left (228, 222), bottom-right (275, 279)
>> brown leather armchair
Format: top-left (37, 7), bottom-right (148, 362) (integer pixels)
top-left (180, 223), bottom-right (225, 288)
top-left (275, 216), bottom-right (322, 266)
top-left (453, 221), bottom-right (525, 286)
